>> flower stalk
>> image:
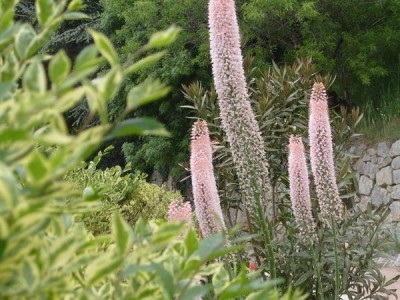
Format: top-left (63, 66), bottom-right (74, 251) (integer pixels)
top-left (308, 82), bottom-right (343, 298)
top-left (308, 82), bottom-right (343, 225)
top-left (190, 120), bottom-right (226, 237)
top-left (208, 0), bottom-right (275, 278)
top-left (288, 135), bottom-right (317, 240)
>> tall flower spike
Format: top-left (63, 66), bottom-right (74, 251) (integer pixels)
top-left (190, 120), bottom-right (226, 237)
top-left (309, 82), bottom-right (343, 225)
top-left (208, 0), bottom-right (271, 215)
top-left (288, 135), bottom-right (317, 239)
top-left (168, 200), bottom-right (193, 224)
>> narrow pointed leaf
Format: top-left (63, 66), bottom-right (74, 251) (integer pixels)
top-left (105, 118), bottom-right (170, 140)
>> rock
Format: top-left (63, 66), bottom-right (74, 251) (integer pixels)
top-left (394, 170), bottom-right (400, 185)
top-left (392, 156), bottom-right (400, 169)
top-left (349, 143), bottom-right (367, 156)
top-left (357, 195), bottom-right (370, 211)
top-left (367, 148), bottom-right (377, 156)
top-left (353, 158), bottom-right (364, 171)
top-left (388, 201), bottom-right (400, 223)
top-left (376, 166), bottom-right (393, 186)
top-left (360, 162), bottom-right (378, 179)
top-left (391, 185), bottom-right (400, 199)
top-left (362, 153), bottom-right (371, 162)
top-left (359, 175), bottom-right (373, 195)
top-left (371, 186), bottom-right (390, 205)
top-left (377, 142), bottom-right (390, 157)
top-left (378, 156), bottom-right (392, 168)
top-left (389, 140), bottom-right (400, 157)
top-left (370, 155), bottom-right (378, 164)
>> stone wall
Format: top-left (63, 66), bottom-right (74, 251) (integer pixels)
top-left (349, 140), bottom-right (400, 223)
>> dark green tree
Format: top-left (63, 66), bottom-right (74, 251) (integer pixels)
top-left (241, 0), bottom-right (400, 103)
top-left (100, 0), bottom-right (212, 179)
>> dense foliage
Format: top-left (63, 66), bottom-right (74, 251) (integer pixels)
top-left (66, 147), bottom-right (181, 235)
top-left (92, 0), bottom-right (400, 178)
top-left (0, 1), bottom-right (307, 299)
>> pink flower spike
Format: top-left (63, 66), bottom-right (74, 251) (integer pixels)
top-left (167, 200), bottom-right (193, 224)
top-left (208, 0), bottom-right (271, 214)
top-left (308, 82), bottom-right (343, 225)
top-left (190, 120), bottom-right (226, 237)
top-left (288, 135), bottom-right (317, 239)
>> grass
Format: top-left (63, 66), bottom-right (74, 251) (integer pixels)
top-left (357, 84), bottom-right (400, 143)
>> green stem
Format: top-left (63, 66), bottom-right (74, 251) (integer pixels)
top-left (331, 217), bottom-right (340, 299)
top-left (310, 242), bottom-right (324, 300)
top-left (255, 196), bottom-right (276, 280)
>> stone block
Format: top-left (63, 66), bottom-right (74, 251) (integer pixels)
top-left (377, 156), bottom-right (392, 168)
top-left (360, 162), bottom-right (378, 179)
top-left (353, 158), bottom-right (364, 171)
top-left (377, 142), bottom-right (390, 157)
top-left (357, 195), bottom-right (370, 211)
top-left (389, 140), bottom-right (400, 157)
top-left (362, 153), bottom-right (371, 162)
top-left (392, 156), bottom-right (400, 169)
top-left (394, 169), bottom-right (400, 185)
top-left (367, 148), bottom-right (377, 156)
top-left (391, 184), bottom-right (400, 200)
top-left (371, 186), bottom-right (390, 205)
top-left (359, 175), bottom-right (373, 195)
top-left (376, 166), bottom-right (393, 186)
top-left (387, 201), bottom-right (400, 223)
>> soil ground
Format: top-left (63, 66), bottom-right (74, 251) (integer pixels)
top-left (381, 267), bottom-right (400, 299)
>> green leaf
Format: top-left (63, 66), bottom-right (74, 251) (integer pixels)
top-left (124, 51), bottom-right (165, 75)
top-left (84, 82), bottom-right (108, 124)
top-left (23, 60), bottom-right (46, 93)
top-left (89, 30), bottom-right (118, 65)
top-left (105, 118), bottom-right (170, 140)
top-left (180, 284), bottom-right (212, 300)
top-left (82, 187), bottom-right (99, 202)
top-left (0, 82), bottom-right (14, 101)
top-left (49, 235), bottom-right (79, 268)
top-left (195, 233), bottom-right (224, 261)
top-left (0, 167), bottom-right (19, 208)
top-left (0, 129), bottom-right (27, 143)
top-left (127, 79), bottom-right (171, 111)
top-left (96, 68), bottom-right (123, 102)
top-left (293, 270), bottom-right (314, 286)
top-left (49, 50), bottom-right (71, 85)
top-left (213, 265), bottom-right (230, 295)
top-left (152, 222), bottom-right (184, 245)
top-left (184, 228), bottom-right (199, 256)
top-left (0, 4), bottom-right (15, 32)
top-left (148, 25), bottom-right (181, 48)
top-left (36, 0), bottom-right (54, 26)
top-left (112, 212), bottom-right (132, 255)
top-left (67, 0), bottom-right (84, 11)
top-left (63, 12), bottom-right (89, 20)
top-left (147, 264), bottom-right (174, 298)
top-left (87, 255), bottom-right (124, 285)
top-left (22, 260), bottom-right (39, 291)
top-left (75, 45), bottom-right (99, 71)
top-left (0, 27), bottom-right (16, 52)
top-left (15, 24), bottom-right (35, 59)
top-left (56, 87), bottom-right (85, 111)
top-left (26, 151), bottom-right (48, 182)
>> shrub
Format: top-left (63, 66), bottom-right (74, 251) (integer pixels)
top-left (65, 148), bottom-right (181, 235)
